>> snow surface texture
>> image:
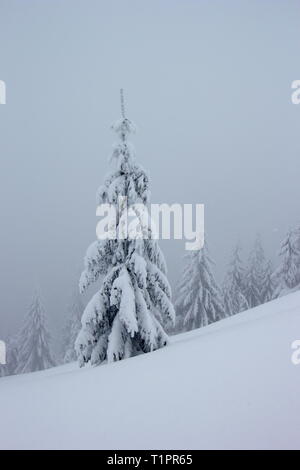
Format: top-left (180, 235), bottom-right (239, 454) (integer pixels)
top-left (0, 292), bottom-right (300, 450)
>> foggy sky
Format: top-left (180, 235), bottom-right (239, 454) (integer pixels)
top-left (0, 0), bottom-right (299, 345)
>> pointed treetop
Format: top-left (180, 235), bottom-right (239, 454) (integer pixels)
top-left (111, 89), bottom-right (136, 141)
top-left (120, 88), bottom-right (126, 119)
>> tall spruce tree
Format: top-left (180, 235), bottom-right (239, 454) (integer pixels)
top-left (16, 293), bottom-right (55, 374)
top-left (76, 91), bottom-right (175, 366)
top-left (223, 244), bottom-right (248, 316)
top-left (175, 242), bottom-right (226, 331)
top-left (273, 226), bottom-right (300, 298)
top-left (244, 234), bottom-right (266, 308)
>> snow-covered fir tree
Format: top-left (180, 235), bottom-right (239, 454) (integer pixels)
top-left (223, 244), bottom-right (248, 316)
top-left (244, 235), bottom-right (267, 308)
top-left (175, 242), bottom-right (226, 332)
top-left (272, 226), bottom-right (300, 298)
top-left (16, 293), bottom-right (55, 374)
top-left (261, 260), bottom-right (274, 303)
top-left (76, 92), bottom-right (175, 366)
top-left (62, 288), bottom-right (84, 363)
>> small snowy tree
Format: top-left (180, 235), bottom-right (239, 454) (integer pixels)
top-left (223, 244), bottom-right (248, 316)
top-left (62, 288), bottom-right (84, 363)
top-left (272, 226), bottom-right (300, 298)
top-left (261, 260), bottom-right (274, 303)
top-left (175, 242), bottom-right (226, 332)
top-left (16, 293), bottom-right (55, 374)
top-left (244, 235), bottom-right (267, 308)
top-left (76, 92), bottom-right (175, 366)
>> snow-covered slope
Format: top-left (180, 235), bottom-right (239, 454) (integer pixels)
top-left (1, 292), bottom-right (300, 450)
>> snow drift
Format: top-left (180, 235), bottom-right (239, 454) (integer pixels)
top-left (1, 292), bottom-right (300, 450)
